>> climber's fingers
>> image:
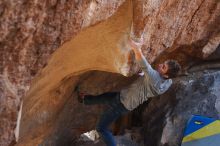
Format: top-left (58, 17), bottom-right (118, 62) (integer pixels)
top-left (128, 37), bottom-right (143, 50)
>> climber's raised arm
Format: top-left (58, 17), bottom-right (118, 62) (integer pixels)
top-left (128, 37), bottom-right (155, 78)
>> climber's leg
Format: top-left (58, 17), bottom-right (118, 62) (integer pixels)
top-left (83, 92), bottom-right (120, 105)
top-left (96, 96), bottom-right (129, 146)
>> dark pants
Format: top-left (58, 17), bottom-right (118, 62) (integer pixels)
top-left (84, 92), bottom-right (129, 146)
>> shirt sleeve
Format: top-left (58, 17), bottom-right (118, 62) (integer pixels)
top-left (137, 55), bottom-right (173, 95)
top-left (155, 79), bottom-right (173, 95)
top-left (136, 55), bottom-right (158, 84)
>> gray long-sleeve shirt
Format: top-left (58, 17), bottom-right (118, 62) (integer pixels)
top-left (120, 55), bottom-right (172, 111)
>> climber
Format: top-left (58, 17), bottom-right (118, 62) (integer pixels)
top-left (75, 36), bottom-right (181, 146)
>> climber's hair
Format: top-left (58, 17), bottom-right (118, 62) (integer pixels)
top-left (166, 60), bottom-right (181, 78)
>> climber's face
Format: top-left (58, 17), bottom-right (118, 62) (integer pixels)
top-left (157, 61), bottom-right (169, 78)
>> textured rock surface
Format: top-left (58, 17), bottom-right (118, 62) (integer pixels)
top-left (142, 0), bottom-right (220, 65)
top-left (0, 0), bottom-right (219, 145)
top-left (17, 1), bottom-right (133, 145)
top-left (0, 0), bottom-right (125, 145)
top-left (142, 70), bottom-right (220, 146)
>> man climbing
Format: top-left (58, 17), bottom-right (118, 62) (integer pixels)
top-left (75, 36), bottom-right (181, 146)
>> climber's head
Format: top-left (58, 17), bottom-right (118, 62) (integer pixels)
top-left (157, 60), bottom-right (181, 78)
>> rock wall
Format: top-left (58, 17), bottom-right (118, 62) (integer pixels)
top-left (17, 1), bottom-right (134, 145)
top-left (0, 0), bottom-right (125, 145)
top-left (142, 0), bottom-right (220, 65)
top-left (142, 70), bottom-right (220, 146)
top-left (0, 0), bottom-right (219, 145)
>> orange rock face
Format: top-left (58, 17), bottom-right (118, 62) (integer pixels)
top-left (0, 0), bottom-right (219, 145)
top-left (0, 0), bottom-right (125, 145)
